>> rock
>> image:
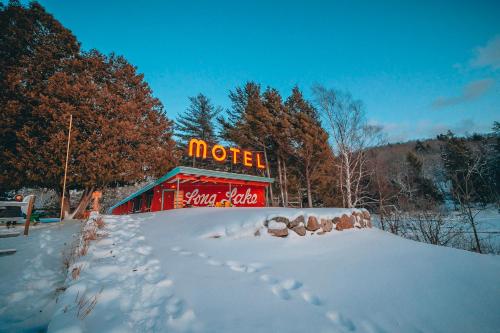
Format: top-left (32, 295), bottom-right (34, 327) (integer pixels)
top-left (264, 216), bottom-right (288, 227)
top-left (288, 215), bottom-right (304, 228)
top-left (333, 216), bottom-right (341, 226)
top-left (291, 225), bottom-right (306, 236)
top-left (336, 214), bottom-right (354, 231)
top-left (306, 216), bottom-right (320, 231)
top-left (349, 214), bottom-right (358, 227)
top-left (317, 231), bottom-right (326, 235)
top-left (268, 221), bottom-right (288, 237)
top-left (272, 216), bottom-right (290, 224)
top-left (320, 219), bottom-right (333, 232)
top-left (268, 227), bottom-right (288, 237)
top-left (361, 210), bottom-right (372, 228)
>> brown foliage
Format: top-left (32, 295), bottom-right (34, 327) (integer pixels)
top-left (0, 3), bottom-right (177, 196)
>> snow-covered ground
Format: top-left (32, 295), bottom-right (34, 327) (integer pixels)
top-left (46, 207), bottom-right (500, 333)
top-left (0, 220), bottom-right (81, 332)
top-left (372, 208), bottom-right (500, 253)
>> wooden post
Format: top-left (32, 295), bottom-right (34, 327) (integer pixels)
top-left (91, 191), bottom-right (102, 212)
top-left (60, 114), bottom-right (73, 221)
top-left (23, 195), bottom-right (35, 236)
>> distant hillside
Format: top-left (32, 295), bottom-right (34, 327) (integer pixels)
top-left (367, 132), bottom-right (496, 183)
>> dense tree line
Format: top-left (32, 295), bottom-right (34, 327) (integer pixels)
top-left (1, 0), bottom-right (498, 247)
top-left (0, 1), bottom-right (177, 217)
top-left (176, 83), bottom-right (333, 208)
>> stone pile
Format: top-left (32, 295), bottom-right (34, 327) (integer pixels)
top-left (265, 210), bottom-right (371, 238)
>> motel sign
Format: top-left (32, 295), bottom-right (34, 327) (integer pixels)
top-left (188, 138), bottom-right (266, 169)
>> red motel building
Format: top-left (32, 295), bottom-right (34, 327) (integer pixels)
top-left (108, 166), bottom-right (274, 215)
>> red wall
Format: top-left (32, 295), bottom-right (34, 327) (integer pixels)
top-left (111, 180), bottom-right (267, 215)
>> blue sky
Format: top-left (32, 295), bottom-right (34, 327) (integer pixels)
top-left (33, 0), bottom-right (500, 142)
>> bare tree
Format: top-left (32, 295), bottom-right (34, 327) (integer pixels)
top-left (313, 85), bottom-right (384, 208)
top-left (448, 154), bottom-right (488, 253)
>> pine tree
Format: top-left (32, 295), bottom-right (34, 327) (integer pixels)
top-left (286, 87), bottom-right (331, 207)
top-left (220, 82), bottom-right (274, 168)
top-left (176, 94), bottom-right (219, 145)
top-left (219, 82), bottom-right (276, 202)
top-left (0, 1), bottom-right (80, 192)
top-left (6, 49), bottom-right (178, 217)
top-left (405, 152), bottom-right (442, 206)
top-left (440, 131), bottom-right (493, 253)
top-left (176, 94), bottom-right (220, 167)
top-left (262, 88), bottom-right (292, 206)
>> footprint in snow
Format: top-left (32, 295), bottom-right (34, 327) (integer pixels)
top-left (207, 259), bottom-right (223, 266)
top-left (228, 263), bottom-right (248, 273)
top-left (271, 285), bottom-right (291, 300)
top-left (225, 261), bottom-right (245, 271)
top-left (197, 252), bottom-right (209, 258)
top-left (260, 274), bottom-right (278, 284)
top-left (281, 279), bottom-right (302, 290)
top-left (326, 311), bottom-right (356, 331)
top-left (248, 262), bottom-right (266, 272)
top-left (301, 291), bottom-right (321, 306)
top-left (225, 260), bottom-right (260, 273)
top-left (170, 246), bottom-right (182, 252)
top-left (359, 320), bottom-right (386, 333)
top-left (167, 308), bottom-right (197, 331)
top-left (165, 297), bottom-right (184, 318)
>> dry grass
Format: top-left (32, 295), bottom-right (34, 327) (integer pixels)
top-left (58, 214), bottom-right (110, 321)
top-left (79, 241), bottom-right (89, 256)
top-left (95, 217), bottom-right (105, 229)
top-left (71, 265), bottom-right (82, 280)
top-left (75, 288), bottom-right (103, 320)
top-left (83, 227), bottom-right (97, 242)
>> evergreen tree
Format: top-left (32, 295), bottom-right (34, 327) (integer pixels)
top-left (405, 151), bottom-right (443, 206)
top-left (176, 94), bottom-right (219, 145)
top-left (492, 122), bottom-right (500, 201)
top-left (262, 88), bottom-right (292, 206)
top-left (286, 87), bottom-right (332, 207)
top-left (4, 48), bottom-right (178, 217)
top-left (439, 131), bottom-right (494, 253)
top-left (176, 94), bottom-right (220, 167)
top-left (0, 0), bottom-right (80, 192)
top-left (440, 132), bottom-right (492, 204)
top-left (219, 82), bottom-right (274, 172)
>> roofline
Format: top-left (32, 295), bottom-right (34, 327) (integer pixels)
top-left (107, 166), bottom-right (274, 213)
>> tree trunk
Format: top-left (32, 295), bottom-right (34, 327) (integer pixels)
top-left (282, 157), bottom-right (288, 207)
top-left (468, 206), bottom-right (482, 253)
top-left (67, 188), bottom-right (94, 220)
top-left (263, 147), bottom-right (274, 206)
top-left (379, 199), bottom-right (386, 231)
top-left (343, 151), bottom-right (353, 208)
top-left (61, 190), bottom-right (70, 220)
top-left (338, 161), bottom-right (345, 208)
top-left (277, 157), bottom-right (285, 207)
top-left (306, 168), bottom-right (313, 208)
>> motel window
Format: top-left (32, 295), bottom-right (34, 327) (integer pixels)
top-left (133, 196), bottom-right (142, 212)
top-left (145, 190), bottom-right (154, 211)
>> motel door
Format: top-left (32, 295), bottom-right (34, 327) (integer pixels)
top-left (161, 190), bottom-right (174, 210)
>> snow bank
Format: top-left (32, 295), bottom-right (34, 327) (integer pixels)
top-left (0, 221), bottom-right (81, 332)
top-left (48, 208), bottom-right (500, 333)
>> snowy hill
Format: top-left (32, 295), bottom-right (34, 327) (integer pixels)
top-left (48, 208), bottom-right (500, 333)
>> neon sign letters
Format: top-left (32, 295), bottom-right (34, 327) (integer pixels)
top-left (188, 138), bottom-right (266, 169)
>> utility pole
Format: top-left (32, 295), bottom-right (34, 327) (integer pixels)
top-left (60, 114), bottom-right (73, 221)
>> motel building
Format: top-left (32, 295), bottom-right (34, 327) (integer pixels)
top-left (108, 139), bottom-right (274, 215)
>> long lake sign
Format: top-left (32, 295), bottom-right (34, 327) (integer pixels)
top-left (188, 138), bottom-right (266, 169)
